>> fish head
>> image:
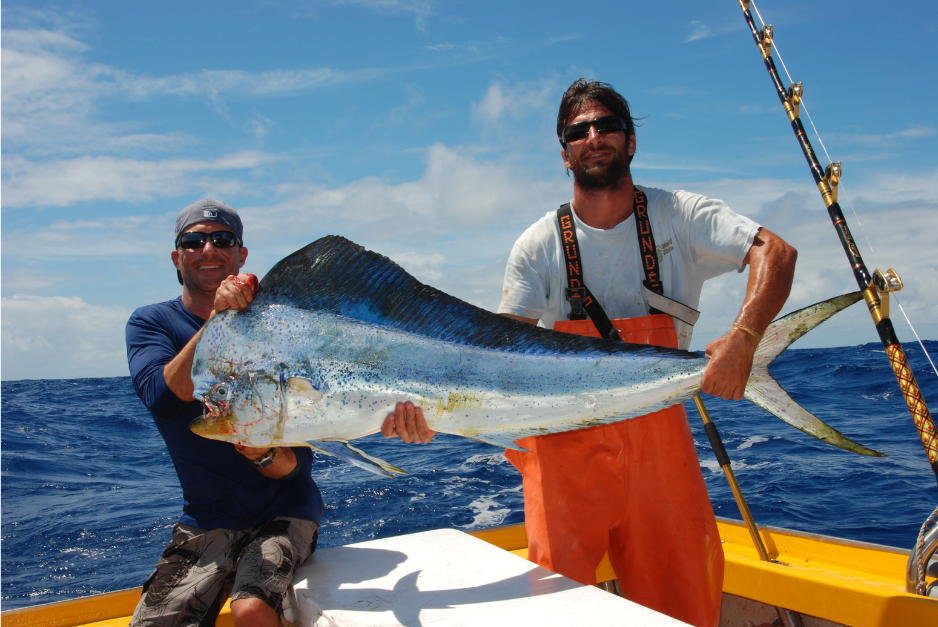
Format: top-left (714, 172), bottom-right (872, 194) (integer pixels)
top-left (190, 367), bottom-right (286, 447)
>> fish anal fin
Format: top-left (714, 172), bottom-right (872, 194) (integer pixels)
top-left (306, 440), bottom-right (407, 477)
top-left (462, 432), bottom-right (530, 451)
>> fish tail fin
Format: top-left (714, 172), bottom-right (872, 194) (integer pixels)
top-left (306, 440), bottom-right (408, 478)
top-left (743, 292), bottom-right (886, 457)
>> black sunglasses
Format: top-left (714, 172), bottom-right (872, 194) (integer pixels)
top-left (561, 115), bottom-right (626, 145)
top-left (177, 231), bottom-right (241, 250)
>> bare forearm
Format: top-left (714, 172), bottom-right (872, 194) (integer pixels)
top-left (702, 228), bottom-right (796, 401)
top-left (257, 447), bottom-right (298, 479)
top-left (500, 313), bottom-right (539, 325)
top-left (163, 274), bottom-right (258, 403)
top-left (163, 329), bottom-right (203, 402)
top-left (735, 228), bottom-right (797, 334)
top-left (236, 445), bottom-right (298, 479)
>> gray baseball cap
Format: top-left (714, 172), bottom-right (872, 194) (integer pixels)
top-left (174, 199), bottom-right (243, 247)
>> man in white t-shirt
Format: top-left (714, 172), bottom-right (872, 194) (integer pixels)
top-left (497, 79), bottom-right (797, 627)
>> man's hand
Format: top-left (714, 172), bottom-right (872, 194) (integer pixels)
top-left (700, 328), bottom-right (760, 401)
top-left (381, 401), bottom-right (436, 444)
top-left (213, 273), bottom-right (259, 316)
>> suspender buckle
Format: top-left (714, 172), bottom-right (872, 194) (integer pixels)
top-left (565, 287), bottom-right (588, 320)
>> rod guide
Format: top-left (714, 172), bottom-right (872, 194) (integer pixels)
top-left (823, 161), bottom-right (841, 203)
top-left (760, 25), bottom-right (774, 56)
top-left (786, 83), bottom-right (803, 120)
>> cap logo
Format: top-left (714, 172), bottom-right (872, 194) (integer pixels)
top-left (203, 209), bottom-right (218, 218)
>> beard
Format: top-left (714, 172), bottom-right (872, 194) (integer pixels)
top-left (570, 149), bottom-right (631, 191)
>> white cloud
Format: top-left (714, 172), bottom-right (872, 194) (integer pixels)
top-left (328, 0), bottom-right (433, 30)
top-left (472, 77), bottom-right (558, 126)
top-left (243, 144), bottom-right (566, 253)
top-left (685, 20), bottom-right (714, 42)
top-left (848, 167), bottom-right (938, 205)
top-left (2, 151), bottom-right (276, 207)
top-left (1, 296), bottom-right (131, 380)
top-left (2, 213), bottom-right (173, 261)
top-left (826, 126), bottom-right (936, 148)
top-left (4, 144), bottom-right (567, 310)
top-left (0, 267), bottom-right (68, 293)
top-left (0, 22), bottom-right (382, 155)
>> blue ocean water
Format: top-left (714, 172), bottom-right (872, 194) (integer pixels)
top-left (3, 341), bottom-right (938, 610)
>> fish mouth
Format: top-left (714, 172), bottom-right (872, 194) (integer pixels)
top-left (189, 403), bottom-right (239, 441)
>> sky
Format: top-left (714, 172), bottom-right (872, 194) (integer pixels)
top-left (2, 0), bottom-right (937, 381)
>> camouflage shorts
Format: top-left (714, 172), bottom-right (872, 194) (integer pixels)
top-left (129, 517), bottom-right (318, 627)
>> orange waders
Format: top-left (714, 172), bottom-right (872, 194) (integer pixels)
top-left (505, 315), bottom-right (724, 627)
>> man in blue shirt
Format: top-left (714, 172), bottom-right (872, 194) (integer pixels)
top-left (126, 199), bottom-right (433, 627)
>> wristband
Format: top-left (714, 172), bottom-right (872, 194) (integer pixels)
top-left (732, 322), bottom-right (762, 342)
top-left (251, 448), bottom-right (277, 469)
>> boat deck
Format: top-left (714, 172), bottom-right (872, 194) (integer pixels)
top-left (3, 519), bottom-right (935, 627)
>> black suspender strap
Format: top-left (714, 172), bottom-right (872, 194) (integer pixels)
top-left (632, 189), bottom-right (664, 315)
top-left (557, 189), bottom-right (699, 343)
top-left (557, 203), bottom-right (620, 341)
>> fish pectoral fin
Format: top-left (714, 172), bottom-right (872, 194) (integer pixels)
top-left (306, 440), bottom-right (407, 478)
top-left (287, 377), bottom-right (324, 402)
top-left (464, 433), bottom-right (530, 452)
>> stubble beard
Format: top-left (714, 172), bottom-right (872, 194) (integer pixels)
top-left (571, 150), bottom-right (631, 191)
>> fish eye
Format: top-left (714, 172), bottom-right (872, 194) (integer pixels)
top-left (214, 383), bottom-right (230, 399)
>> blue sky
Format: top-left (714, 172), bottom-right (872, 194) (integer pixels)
top-left (3, 0), bottom-right (937, 380)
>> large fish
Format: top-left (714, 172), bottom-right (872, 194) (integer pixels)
top-left (190, 236), bottom-right (883, 477)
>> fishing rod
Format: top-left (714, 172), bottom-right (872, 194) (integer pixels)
top-left (734, 0), bottom-right (938, 487)
top-left (693, 394), bottom-right (806, 627)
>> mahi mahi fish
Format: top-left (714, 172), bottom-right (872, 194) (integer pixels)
top-left (190, 236), bottom-right (883, 477)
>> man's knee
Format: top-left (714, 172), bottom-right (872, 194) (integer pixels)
top-left (230, 597), bottom-right (279, 627)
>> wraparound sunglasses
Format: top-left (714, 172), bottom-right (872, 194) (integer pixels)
top-left (561, 115), bottom-right (626, 145)
top-left (177, 231), bottom-right (241, 250)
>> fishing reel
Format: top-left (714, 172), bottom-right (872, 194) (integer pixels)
top-left (871, 268), bottom-right (903, 320)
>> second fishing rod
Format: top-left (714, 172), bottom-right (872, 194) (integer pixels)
top-left (736, 0), bottom-right (938, 486)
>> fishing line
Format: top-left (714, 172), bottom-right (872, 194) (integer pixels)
top-left (750, 1), bottom-right (938, 381)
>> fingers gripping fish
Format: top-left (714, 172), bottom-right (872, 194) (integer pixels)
top-left (190, 236), bottom-right (883, 478)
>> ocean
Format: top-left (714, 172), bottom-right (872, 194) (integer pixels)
top-left (3, 341), bottom-right (938, 610)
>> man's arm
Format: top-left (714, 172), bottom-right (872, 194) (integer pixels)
top-left (700, 228), bottom-right (797, 401)
top-left (501, 313), bottom-right (539, 325)
top-left (159, 273), bottom-right (304, 477)
top-left (163, 274), bottom-right (258, 401)
top-left (234, 444), bottom-right (299, 480)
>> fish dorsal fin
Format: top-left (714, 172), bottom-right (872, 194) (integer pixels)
top-left (287, 377), bottom-right (323, 402)
top-left (306, 440), bottom-right (407, 478)
top-left (257, 236), bottom-right (689, 360)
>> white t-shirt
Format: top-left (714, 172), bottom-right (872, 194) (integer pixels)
top-left (497, 185), bottom-right (760, 350)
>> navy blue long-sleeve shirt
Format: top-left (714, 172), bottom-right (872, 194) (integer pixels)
top-left (126, 297), bottom-right (324, 530)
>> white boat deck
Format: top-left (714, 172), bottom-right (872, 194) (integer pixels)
top-left (286, 528), bottom-right (689, 626)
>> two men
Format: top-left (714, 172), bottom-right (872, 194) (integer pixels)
top-left (497, 80), bottom-right (796, 627)
top-left (126, 199), bottom-right (432, 627)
